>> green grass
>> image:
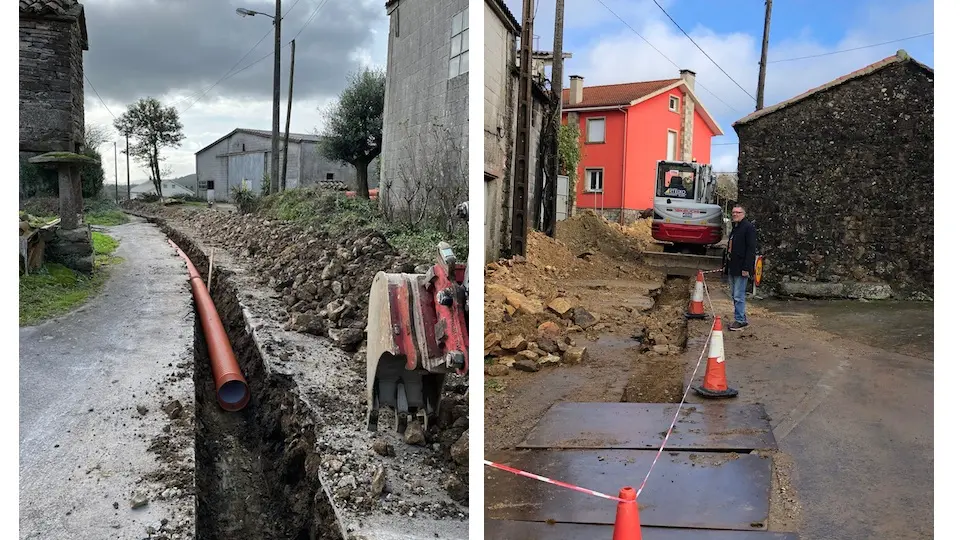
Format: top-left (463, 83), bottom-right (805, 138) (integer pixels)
top-left (257, 187), bottom-right (468, 262)
top-left (86, 209), bottom-right (129, 226)
top-left (19, 231), bottom-right (122, 326)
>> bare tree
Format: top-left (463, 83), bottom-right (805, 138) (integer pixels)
top-left (82, 123), bottom-right (112, 151)
top-left (389, 118), bottom-right (467, 234)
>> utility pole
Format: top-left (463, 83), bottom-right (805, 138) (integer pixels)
top-left (510, 0), bottom-right (535, 257)
top-left (125, 134), bottom-right (131, 200)
top-left (544, 0), bottom-right (565, 237)
top-left (270, 0), bottom-right (282, 194)
top-left (114, 141), bottom-right (119, 203)
top-left (281, 39), bottom-right (296, 191)
top-left (756, 0), bottom-right (773, 111)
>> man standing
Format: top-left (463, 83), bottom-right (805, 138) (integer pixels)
top-left (724, 204), bottom-right (757, 331)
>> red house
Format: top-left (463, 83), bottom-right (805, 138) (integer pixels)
top-left (561, 70), bottom-right (724, 223)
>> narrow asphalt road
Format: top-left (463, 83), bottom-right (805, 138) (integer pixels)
top-left (19, 218), bottom-right (196, 540)
top-left (686, 294), bottom-right (934, 539)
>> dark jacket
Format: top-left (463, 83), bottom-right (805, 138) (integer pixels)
top-left (724, 219), bottom-right (757, 278)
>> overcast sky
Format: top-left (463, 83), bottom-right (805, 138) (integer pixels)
top-left (503, 0), bottom-right (934, 172)
top-left (83, 0), bottom-right (388, 184)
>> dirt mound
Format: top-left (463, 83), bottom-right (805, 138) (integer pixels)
top-left (556, 211), bottom-right (660, 260)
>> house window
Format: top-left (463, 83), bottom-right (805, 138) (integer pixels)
top-left (667, 130), bottom-right (678, 160)
top-left (326, 173), bottom-right (334, 181)
top-left (669, 95), bottom-right (680, 112)
top-left (586, 118), bottom-right (605, 144)
top-left (449, 9), bottom-right (469, 78)
top-left (585, 168), bottom-right (603, 193)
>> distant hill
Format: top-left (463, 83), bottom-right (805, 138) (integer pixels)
top-left (128, 173), bottom-right (197, 190)
top-left (169, 174), bottom-right (197, 190)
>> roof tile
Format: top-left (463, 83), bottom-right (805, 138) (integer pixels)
top-left (562, 79), bottom-right (680, 108)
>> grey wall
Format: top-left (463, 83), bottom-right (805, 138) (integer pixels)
top-left (735, 60), bottom-right (933, 297)
top-left (19, 15), bottom-right (85, 153)
top-left (381, 0), bottom-right (470, 218)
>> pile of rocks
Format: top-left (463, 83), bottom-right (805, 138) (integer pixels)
top-left (483, 284), bottom-right (594, 374)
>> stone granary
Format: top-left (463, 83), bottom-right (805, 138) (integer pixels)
top-left (733, 50), bottom-right (933, 299)
top-left (20, 0), bottom-right (94, 273)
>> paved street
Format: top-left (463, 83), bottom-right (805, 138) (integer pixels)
top-left (686, 295), bottom-right (934, 539)
top-left (19, 218), bottom-right (196, 540)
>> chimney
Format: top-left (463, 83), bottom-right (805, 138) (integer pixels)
top-left (569, 75), bottom-right (583, 105)
top-left (679, 70), bottom-right (696, 161)
top-left (680, 69), bottom-right (696, 91)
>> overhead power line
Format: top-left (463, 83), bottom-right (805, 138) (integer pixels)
top-left (769, 32), bottom-right (933, 63)
top-left (651, 0), bottom-right (756, 103)
top-left (84, 73), bottom-right (116, 120)
top-left (291, 0), bottom-right (331, 42)
top-left (178, 0), bottom-right (314, 113)
top-left (593, 0), bottom-right (743, 115)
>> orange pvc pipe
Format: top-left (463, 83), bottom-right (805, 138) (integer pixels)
top-left (168, 239), bottom-right (250, 411)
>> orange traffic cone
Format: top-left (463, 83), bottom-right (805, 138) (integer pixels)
top-left (694, 316), bottom-right (739, 398)
top-left (684, 271), bottom-right (707, 320)
top-left (612, 487), bottom-right (642, 540)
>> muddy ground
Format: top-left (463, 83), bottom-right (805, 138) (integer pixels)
top-left (483, 212), bottom-right (805, 535)
top-left (483, 214), bottom-right (692, 454)
top-left (123, 202), bottom-right (469, 539)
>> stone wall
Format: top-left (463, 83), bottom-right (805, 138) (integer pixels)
top-left (381, 0), bottom-right (470, 218)
top-left (734, 60), bottom-right (934, 297)
top-left (20, 16), bottom-right (83, 153)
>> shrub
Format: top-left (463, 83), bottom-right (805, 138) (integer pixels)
top-left (232, 185), bottom-right (259, 215)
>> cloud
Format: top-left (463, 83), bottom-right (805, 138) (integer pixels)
top-left (504, 0), bottom-right (933, 171)
top-left (80, 0), bottom-right (387, 182)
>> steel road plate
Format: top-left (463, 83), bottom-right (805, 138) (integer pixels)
top-left (518, 403), bottom-right (777, 451)
top-left (485, 449), bottom-right (772, 530)
top-left (483, 519), bottom-right (799, 539)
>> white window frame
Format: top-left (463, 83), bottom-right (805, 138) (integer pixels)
top-left (449, 9), bottom-right (469, 79)
top-left (585, 117), bottom-right (606, 144)
top-left (666, 129), bottom-right (678, 161)
top-left (585, 168), bottom-right (604, 193)
top-left (668, 95), bottom-right (680, 112)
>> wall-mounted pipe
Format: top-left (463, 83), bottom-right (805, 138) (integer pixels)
top-left (168, 239), bottom-right (250, 411)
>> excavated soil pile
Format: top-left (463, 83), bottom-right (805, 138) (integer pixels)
top-left (555, 211), bottom-right (662, 260)
top-left (484, 224), bottom-right (683, 376)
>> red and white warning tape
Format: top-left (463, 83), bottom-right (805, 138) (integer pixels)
top-left (483, 460), bottom-right (632, 503)
top-left (483, 278), bottom-right (721, 501)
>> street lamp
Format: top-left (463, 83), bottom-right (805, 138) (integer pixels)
top-left (237, 3), bottom-right (282, 195)
top-left (235, 7), bottom-right (273, 18)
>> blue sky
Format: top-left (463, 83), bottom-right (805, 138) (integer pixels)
top-left (502, 0), bottom-right (934, 171)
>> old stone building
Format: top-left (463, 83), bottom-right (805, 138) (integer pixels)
top-left (483, 0), bottom-right (551, 262)
top-left (19, 0), bottom-right (89, 155)
top-left (381, 0), bottom-right (469, 223)
top-left (733, 50), bottom-right (933, 298)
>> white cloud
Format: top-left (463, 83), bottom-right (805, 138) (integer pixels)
top-left (506, 0), bottom-right (932, 171)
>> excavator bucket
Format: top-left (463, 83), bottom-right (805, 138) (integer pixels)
top-left (365, 270), bottom-right (448, 434)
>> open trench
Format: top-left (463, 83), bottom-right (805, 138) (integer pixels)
top-left (619, 276), bottom-right (691, 404)
top-left (172, 229), bottom-right (342, 540)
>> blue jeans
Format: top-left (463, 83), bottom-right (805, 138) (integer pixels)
top-left (729, 275), bottom-right (748, 324)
